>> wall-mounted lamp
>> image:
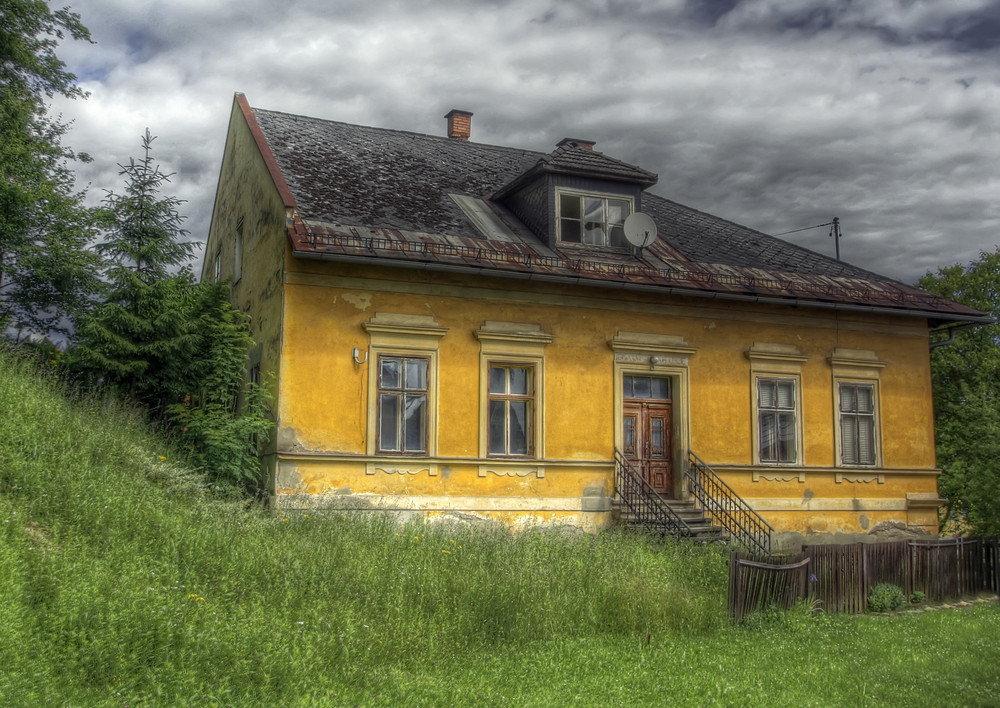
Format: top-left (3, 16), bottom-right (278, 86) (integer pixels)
top-left (352, 347), bottom-right (368, 365)
top-left (649, 355), bottom-right (661, 370)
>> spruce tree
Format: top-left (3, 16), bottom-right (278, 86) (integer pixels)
top-left (71, 131), bottom-right (272, 489)
top-left (71, 130), bottom-right (196, 411)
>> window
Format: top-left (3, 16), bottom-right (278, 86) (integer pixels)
top-left (214, 252), bottom-right (221, 282)
top-left (377, 356), bottom-right (428, 454)
top-left (757, 378), bottom-right (797, 464)
top-left (558, 191), bottom-right (631, 247)
top-left (839, 382), bottom-right (876, 466)
top-left (474, 321), bottom-right (550, 460)
top-left (624, 375), bottom-right (671, 399)
top-left (234, 219), bottom-right (244, 284)
top-left (488, 364), bottom-right (534, 456)
top-left (363, 313), bottom-right (446, 457)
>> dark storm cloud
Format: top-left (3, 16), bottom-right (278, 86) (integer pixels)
top-left (50, 0), bottom-right (1000, 283)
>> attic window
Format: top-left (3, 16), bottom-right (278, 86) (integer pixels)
top-left (557, 190), bottom-right (631, 248)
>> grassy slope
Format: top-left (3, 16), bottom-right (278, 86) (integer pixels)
top-left (1, 347), bottom-right (998, 706)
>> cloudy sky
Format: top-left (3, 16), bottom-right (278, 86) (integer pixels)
top-left (50, 0), bottom-right (1000, 284)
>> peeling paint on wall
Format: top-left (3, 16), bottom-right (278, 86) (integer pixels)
top-left (276, 463), bottom-right (300, 490)
top-left (276, 426), bottom-right (302, 452)
top-left (342, 292), bottom-right (373, 310)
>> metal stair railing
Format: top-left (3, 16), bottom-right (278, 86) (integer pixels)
top-left (614, 449), bottom-right (693, 539)
top-left (685, 451), bottom-right (773, 554)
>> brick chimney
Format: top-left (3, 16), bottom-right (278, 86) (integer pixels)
top-left (445, 109), bottom-right (473, 140)
top-left (557, 137), bottom-right (596, 151)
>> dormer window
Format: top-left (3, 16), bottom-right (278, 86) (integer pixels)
top-left (557, 189), bottom-right (632, 248)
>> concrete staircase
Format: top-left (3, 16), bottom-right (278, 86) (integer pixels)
top-left (615, 498), bottom-right (728, 542)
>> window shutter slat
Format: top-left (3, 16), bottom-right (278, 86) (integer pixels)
top-left (777, 380), bottom-right (794, 408)
top-left (759, 381), bottom-right (775, 408)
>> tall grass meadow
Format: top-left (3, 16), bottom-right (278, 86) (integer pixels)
top-left (1, 346), bottom-right (998, 705)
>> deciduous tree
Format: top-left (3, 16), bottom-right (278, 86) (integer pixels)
top-left (918, 249), bottom-right (1000, 536)
top-left (0, 0), bottom-right (101, 335)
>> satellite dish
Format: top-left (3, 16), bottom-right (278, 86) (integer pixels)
top-left (623, 212), bottom-right (658, 249)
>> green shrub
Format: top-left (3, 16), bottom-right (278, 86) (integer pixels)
top-left (868, 583), bottom-right (906, 613)
top-left (911, 590), bottom-right (926, 604)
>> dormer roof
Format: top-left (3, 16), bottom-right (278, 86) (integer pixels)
top-left (492, 141), bottom-right (657, 201)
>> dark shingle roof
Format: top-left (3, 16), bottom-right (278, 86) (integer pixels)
top-left (249, 104), bottom-right (985, 323)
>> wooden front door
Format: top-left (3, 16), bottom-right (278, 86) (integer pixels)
top-left (623, 399), bottom-right (673, 496)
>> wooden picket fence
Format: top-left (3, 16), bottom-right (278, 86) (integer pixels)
top-left (729, 537), bottom-right (999, 621)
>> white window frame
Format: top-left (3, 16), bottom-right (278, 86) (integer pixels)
top-left (555, 188), bottom-right (633, 249)
top-left (376, 354), bottom-right (430, 455)
top-left (486, 362), bottom-right (536, 457)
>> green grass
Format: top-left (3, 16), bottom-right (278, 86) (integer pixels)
top-left (1, 346), bottom-right (999, 706)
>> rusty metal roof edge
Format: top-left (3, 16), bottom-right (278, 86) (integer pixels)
top-left (295, 223), bottom-right (986, 314)
top-left (291, 249), bottom-right (991, 324)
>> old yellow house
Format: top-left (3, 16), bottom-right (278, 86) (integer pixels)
top-left (203, 94), bottom-right (986, 550)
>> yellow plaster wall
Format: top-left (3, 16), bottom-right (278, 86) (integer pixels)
top-left (271, 259), bottom-right (941, 536)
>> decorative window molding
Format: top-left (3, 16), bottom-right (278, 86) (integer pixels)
top-left (556, 188), bottom-right (633, 249)
top-left (828, 347), bottom-right (887, 377)
top-left (475, 321), bottom-right (551, 459)
top-left (477, 464), bottom-right (545, 479)
top-left (363, 313), bottom-right (447, 456)
top-left (608, 331), bottom-right (698, 368)
top-left (746, 341), bottom-right (808, 372)
top-left (752, 469), bottom-right (806, 483)
top-left (363, 312), bottom-right (449, 342)
top-left (747, 342), bottom-right (806, 467)
top-left (474, 321), bottom-right (554, 349)
top-left (610, 331), bottom-right (695, 496)
top-left (836, 471), bottom-right (884, 484)
top-left (365, 462), bottom-right (438, 476)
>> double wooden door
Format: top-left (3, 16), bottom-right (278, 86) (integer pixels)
top-left (623, 400), bottom-right (673, 496)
